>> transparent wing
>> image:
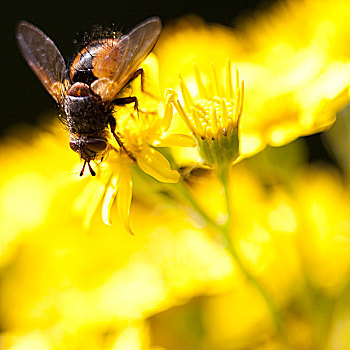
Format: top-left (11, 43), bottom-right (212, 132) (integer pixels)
top-left (91, 17), bottom-right (162, 102)
top-left (16, 21), bottom-right (70, 105)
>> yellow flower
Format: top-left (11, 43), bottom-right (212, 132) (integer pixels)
top-left (0, 131), bottom-right (239, 348)
top-left (170, 62), bottom-right (244, 167)
top-left (236, 0), bottom-right (350, 150)
top-left (74, 54), bottom-right (195, 232)
top-left (155, 1), bottom-right (350, 157)
top-left (293, 166), bottom-right (350, 295)
top-left (5, 4), bottom-right (350, 350)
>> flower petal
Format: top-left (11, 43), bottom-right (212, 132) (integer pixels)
top-left (81, 180), bottom-right (106, 228)
top-left (101, 177), bottom-right (118, 226)
top-left (117, 166), bottom-right (133, 234)
top-left (161, 91), bottom-right (175, 132)
top-left (137, 147), bottom-right (180, 183)
top-left (156, 133), bottom-right (197, 147)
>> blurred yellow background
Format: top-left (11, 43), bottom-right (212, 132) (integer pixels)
top-left (2, 0), bottom-right (350, 349)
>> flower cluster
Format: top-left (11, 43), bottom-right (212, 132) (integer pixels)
top-left (74, 55), bottom-right (195, 232)
top-left (2, 1), bottom-right (350, 349)
top-left (170, 62), bottom-right (244, 167)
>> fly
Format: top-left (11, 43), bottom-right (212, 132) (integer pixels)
top-left (16, 17), bottom-right (162, 175)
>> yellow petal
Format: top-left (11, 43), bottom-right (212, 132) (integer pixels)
top-left (179, 74), bottom-right (195, 110)
top-left (80, 180), bottom-right (106, 228)
top-left (101, 178), bottom-right (118, 226)
top-left (173, 98), bottom-right (197, 135)
top-left (117, 166), bottom-right (133, 234)
top-left (162, 91), bottom-right (175, 132)
top-left (211, 63), bottom-right (222, 97)
top-left (226, 60), bottom-right (235, 100)
top-left (137, 147), bottom-right (180, 183)
top-left (73, 178), bottom-right (95, 214)
top-left (156, 133), bottom-right (197, 147)
top-left (194, 64), bottom-right (208, 99)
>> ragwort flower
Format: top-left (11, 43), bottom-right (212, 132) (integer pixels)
top-left (155, 1), bottom-right (350, 156)
top-left (170, 62), bottom-right (244, 168)
top-left (74, 55), bottom-right (195, 232)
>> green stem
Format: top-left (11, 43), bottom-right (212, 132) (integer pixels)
top-left (174, 165), bottom-right (293, 348)
top-left (173, 180), bottom-right (221, 232)
top-left (217, 165), bottom-right (290, 346)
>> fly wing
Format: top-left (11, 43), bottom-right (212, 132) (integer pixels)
top-left (91, 17), bottom-right (162, 102)
top-left (16, 21), bottom-right (70, 105)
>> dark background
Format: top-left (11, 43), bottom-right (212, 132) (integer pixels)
top-left (1, 0), bottom-right (277, 136)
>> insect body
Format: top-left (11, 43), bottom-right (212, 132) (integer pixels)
top-left (16, 17), bottom-right (162, 176)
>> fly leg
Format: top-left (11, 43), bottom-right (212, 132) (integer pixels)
top-left (128, 68), bottom-right (144, 92)
top-left (112, 96), bottom-right (138, 111)
top-left (107, 114), bottom-right (125, 149)
top-left (111, 68), bottom-right (157, 114)
top-left (107, 115), bottom-right (136, 161)
top-left (128, 67), bottom-right (159, 101)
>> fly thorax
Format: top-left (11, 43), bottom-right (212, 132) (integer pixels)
top-left (67, 82), bottom-right (91, 98)
top-left (64, 82), bottom-right (106, 134)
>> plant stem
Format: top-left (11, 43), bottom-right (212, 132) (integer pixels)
top-left (217, 164), bottom-right (290, 346)
top-left (175, 165), bottom-right (292, 348)
top-left (173, 180), bottom-right (221, 232)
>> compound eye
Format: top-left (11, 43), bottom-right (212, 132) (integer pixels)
top-left (85, 139), bottom-right (108, 153)
top-left (69, 141), bottom-right (80, 153)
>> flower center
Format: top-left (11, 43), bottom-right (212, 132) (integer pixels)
top-left (192, 98), bottom-right (237, 140)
